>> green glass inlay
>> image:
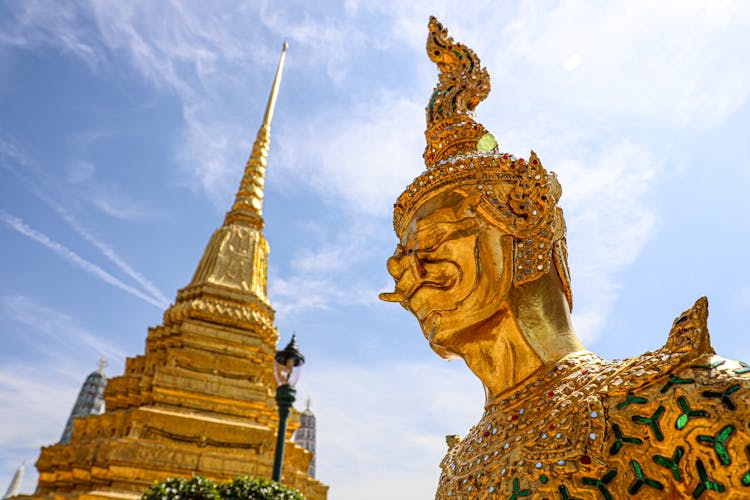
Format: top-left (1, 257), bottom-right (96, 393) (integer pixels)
top-left (692, 459), bottom-right (725, 498)
top-left (464, 50), bottom-right (474, 72)
top-left (477, 133), bottom-right (497, 153)
top-left (743, 445), bottom-right (750, 487)
top-left (557, 485), bottom-right (582, 500)
top-left (697, 424), bottom-right (734, 465)
top-left (610, 423), bottom-right (642, 455)
top-left (540, 475), bottom-right (548, 484)
top-left (702, 384), bottom-right (741, 410)
top-left (675, 396), bottom-right (708, 430)
top-left (660, 374), bottom-right (695, 393)
top-left (653, 446), bottom-right (685, 481)
top-left (451, 49), bottom-right (463, 59)
top-left (734, 361), bottom-right (750, 375)
top-left (627, 459), bottom-right (664, 494)
top-left (508, 477), bottom-right (531, 500)
top-left (428, 90), bottom-right (441, 111)
top-left (616, 391), bottom-right (648, 410)
top-left (582, 469), bottom-right (617, 500)
top-left (676, 414), bottom-right (689, 430)
top-left (632, 405), bottom-right (666, 441)
top-left (691, 360), bottom-right (726, 370)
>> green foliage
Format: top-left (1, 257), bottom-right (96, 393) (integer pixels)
top-left (142, 475), bottom-right (220, 500)
top-left (220, 476), bottom-right (305, 500)
top-left (142, 475), bottom-right (305, 500)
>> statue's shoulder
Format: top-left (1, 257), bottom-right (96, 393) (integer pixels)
top-left (592, 298), bottom-right (750, 497)
top-left (607, 297), bottom-right (719, 390)
top-left (601, 297), bottom-right (750, 395)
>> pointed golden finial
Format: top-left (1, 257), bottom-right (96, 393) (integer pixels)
top-left (423, 17), bottom-right (491, 167)
top-left (224, 41), bottom-right (289, 228)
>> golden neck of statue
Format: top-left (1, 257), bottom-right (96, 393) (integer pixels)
top-left (443, 268), bottom-right (584, 402)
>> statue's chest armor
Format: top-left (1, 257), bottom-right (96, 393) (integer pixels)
top-left (437, 355), bottom-right (750, 499)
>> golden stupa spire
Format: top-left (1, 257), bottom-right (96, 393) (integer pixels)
top-left (224, 41), bottom-right (288, 228)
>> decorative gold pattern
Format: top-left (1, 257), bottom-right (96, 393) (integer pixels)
top-left (381, 18), bottom-right (750, 499)
top-left (437, 300), bottom-right (750, 498)
top-left (25, 43), bottom-right (327, 500)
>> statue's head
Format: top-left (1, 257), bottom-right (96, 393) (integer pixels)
top-left (380, 18), bottom-right (571, 359)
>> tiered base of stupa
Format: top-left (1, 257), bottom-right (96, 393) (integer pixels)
top-left (22, 305), bottom-right (327, 500)
top-left (26, 406), bottom-right (323, 499)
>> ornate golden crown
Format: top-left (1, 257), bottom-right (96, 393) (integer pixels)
top-left (392, 17), bottom-right (572, 308)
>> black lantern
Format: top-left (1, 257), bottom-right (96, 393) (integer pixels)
top-left (273, 335), bottom-right (305, 387)
top-left (271, 335), bottom-right (305, 482)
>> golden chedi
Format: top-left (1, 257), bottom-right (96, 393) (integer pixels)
top-left (25, 43), bottom-right (327, 500)
top-left (381, 18), bottom-right (750, 499)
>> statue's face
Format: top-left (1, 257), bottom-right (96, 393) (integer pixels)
top-left (382, 192), bottom-right (512, 357)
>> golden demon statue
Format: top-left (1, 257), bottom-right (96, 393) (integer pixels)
top-left (381, 17), bottom-right (750, 499)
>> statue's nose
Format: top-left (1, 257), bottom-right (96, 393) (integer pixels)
top-left (380, 253), bottom-right (422, 304)
top-left (386, 253), bottom-right (407, 280)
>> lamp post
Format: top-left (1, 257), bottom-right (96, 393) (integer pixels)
top-left (272, 335), bottom-right (305, 482)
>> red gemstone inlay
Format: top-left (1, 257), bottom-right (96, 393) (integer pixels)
top-left (581, 369), bottom-right (589, 375)
top-left (511, 414), bottom-right (519, 421)
top-left (547, 391), bottom-right (554, 397)
top-left (483, 431), bottom-right (490, 437)
top-left (549, 424), bottom-right (556, 430)
top-left (580, 455), bottom-right (592, 465)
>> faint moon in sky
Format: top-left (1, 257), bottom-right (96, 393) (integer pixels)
top-left (564, 53), bottom-right (582, 71)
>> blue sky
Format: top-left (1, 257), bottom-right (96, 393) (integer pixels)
top-left (1, 1), bottom-right (749, 498)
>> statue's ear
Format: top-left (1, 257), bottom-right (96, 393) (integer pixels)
top-left (457, 193), bottom-right (482, 217)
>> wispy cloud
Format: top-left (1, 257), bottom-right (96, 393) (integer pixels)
top-left (1, 294), bottom-right (127, 363)
top-left (297, 358), bottom-right (483, 499)
top-left (268, 220), bottom-right (387, 317)
top-left (0, 362), bottom-right (90, 495)
top-left (0, 1), bottom-right (376, 206)
top-left (0, 209), bottom-right (166, 308)
top-left (0, 139), bottom-right (170, 306)
top-left (275, 92), bottom-right (424, 217)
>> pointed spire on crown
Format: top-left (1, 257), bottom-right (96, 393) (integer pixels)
top-left (424, 17), bottom-right (493, 167)
top-left (224, 41), bottom-right (288, 229)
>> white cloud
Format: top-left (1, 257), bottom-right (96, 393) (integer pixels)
top-left (555, 141), bottom-right (657, 342)
top-left (1, 294), bottom-right (127, 363)
top-left (1, 139), bottom-right (170, 306)
top-left (0, 295), bottom-right (127, 495)
top-left (276, 92), bottom-right (424, 217)
top-left (0, 362), bottom-right (93, 495)
top-left (66, 159), bottom-right (95, 183)
top-left (268, 220), bottom-right (389, 317)
top-left (489, 1), bottom-right (750, 127)
top-left (297, 359), bottom-right (483, 500)
top-left (270, 273), bottom-right (379, 319)
top-left (85, 185), bottom-right (149, 220)
top-left (0, 210), bottom-right (167, 308)
top-left (363, 1), bottom-right (750, 127)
